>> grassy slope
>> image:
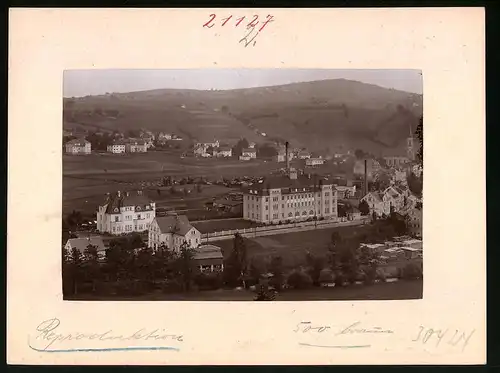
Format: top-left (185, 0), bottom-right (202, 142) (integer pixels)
top-left (64, 79), bottom-right (423, 155)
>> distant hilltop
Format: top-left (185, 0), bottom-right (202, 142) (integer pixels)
top-left (63, 78), bottom-right (423, 156)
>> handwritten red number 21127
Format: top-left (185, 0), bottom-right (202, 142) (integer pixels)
top-left (203, 14), bottom-right (274, 32)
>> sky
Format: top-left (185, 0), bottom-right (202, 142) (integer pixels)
top-left (63, 69), bottom-right (423, 98)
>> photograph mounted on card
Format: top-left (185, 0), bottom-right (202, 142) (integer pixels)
top-left (61, 68), bottom-right (423, 302)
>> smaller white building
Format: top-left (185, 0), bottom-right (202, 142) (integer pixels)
top-left (335, 185), bottom-right (356, 199)
top-left (126, 140), bottom-right (148, 153)
top-left (214, 146), bottom-right (232, 157)
top-left (65, 139), bottom-right (91, 155)
top-left (148, 215), bottom-right (201, 252)
top-left (64, 236), bottom-right (107, 261)
top-left (305, 158), bottom-right (325, 167)
top-left (298, 150), bottom-right (311, 160)
top-left (240, 148), bottom-right (257, 160)
top-left (107, 142), bottom-right (126, 154)
top-left (194, 244), bottom-right (224, 272)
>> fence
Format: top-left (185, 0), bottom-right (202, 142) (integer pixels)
top-left (201, 216), bottom-right (370, 242)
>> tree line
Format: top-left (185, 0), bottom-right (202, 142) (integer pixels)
top-left (63, 234), bottom-right (198, 297)
top-left (62, 212), bottom-right (421, 300)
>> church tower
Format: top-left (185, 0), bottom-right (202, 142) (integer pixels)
top-left (407, 136), bottom-right (415, 161)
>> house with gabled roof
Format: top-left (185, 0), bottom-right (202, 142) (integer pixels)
top-left (65, 138), bottom-right (91, 154)
top-left (148, 214), bottom-right (201, 252)
top-left (126, 139), bottom-right (148, 153)
top-left (194, 244), bottom-right (224, 272)
top-left (96, 190), bottom-right (156, 235)
top-left (240, 148), bottom-right (257, 160)
top-left (360, 191), bottom-right (388, 217)
top-left (64, 236), bottom-right (107, 261)
top-left (214, 146), bottom-right (232, 158)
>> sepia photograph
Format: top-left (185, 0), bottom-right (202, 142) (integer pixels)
top-left (62, 68), bottom-right (424, 301)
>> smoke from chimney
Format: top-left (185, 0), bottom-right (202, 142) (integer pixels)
top-left (285, 141), bottom-right (290, 172)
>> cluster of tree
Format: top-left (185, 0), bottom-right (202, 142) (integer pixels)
top-left (415, 115), bottom-right (423, 166)
top-left (126, 130), bottom-right (141, 138)
top-left (85, 132), bottom-right (116, 151)
top-left (62, 210), bottom-right (94, 243)
top-left (222, 215), bottom-right (417, 300)
top-left (370, 171), bottom-right (391, 191)
top-left (358, 200), bottom-right (370, 215)
top-left (162, 184), bottom-right (202, 197)
top-left (256, 144), bottom-right (278, 158)
top-left (63, 234), bottom-right (197, 297)
top-left (354, 149), bottom-right (367, 159)
top-left (407, 171), bottom-right (423, 198)
top-left (232, 138), bottom-right (249, 157)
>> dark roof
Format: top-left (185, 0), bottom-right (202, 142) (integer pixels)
top-left (194, 245), bottom-right (224, 260)
top-left (66, 237), bottom-right (106, 254)
top-left (156, 215), bottom-right (195, 236)
top-left (242, 148), bottom-right (257, 153)
top-left (362, 192), bottom-right (383, 202)
top-left (242, 175), bottom-right (332, 196)
top-left (110, 140), bottom-right (127, 146)
top-left (127, 139), bottom-right (147, 146)
top-left (216, 146), bottom-right (232, 152)
top-left (104, 191), bottom-right (152, 213)
top-left (214, 199), bottom-right (243, 207)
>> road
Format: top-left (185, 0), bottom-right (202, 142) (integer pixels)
top-left (201, 219), bottom-right (369, 243)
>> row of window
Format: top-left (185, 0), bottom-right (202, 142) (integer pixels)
top-left (248, 192), bottom-right (334, 202)
top-left (248, 200), bottom-right (332, 211)
top-left (114, 213), bottom-right (151, 222)
top-left (248, 207), bottom-right (334, 220)
top-left (112, 224), bottom-right (146, 233)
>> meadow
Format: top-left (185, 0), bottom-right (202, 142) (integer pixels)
top-left (67, 279), bottom-right (423, 301)
top-left (212, 224), bottom-right (375, 269)
top-left (63, 152), bottom-right (276, 215)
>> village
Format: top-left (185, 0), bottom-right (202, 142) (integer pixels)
top-left (62, 123), bottom-right (423, 301)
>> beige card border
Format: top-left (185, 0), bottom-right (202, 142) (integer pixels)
top-left (8, 8), bottom-right (485, 365)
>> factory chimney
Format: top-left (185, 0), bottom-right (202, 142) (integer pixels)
top-left (285, 141), bottom-right (290, 173)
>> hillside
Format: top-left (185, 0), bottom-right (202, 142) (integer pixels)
top-left (63, 79), bottom-right (423, 156)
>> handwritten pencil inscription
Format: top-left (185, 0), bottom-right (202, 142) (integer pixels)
top-left (29, 318), bottom-right (183, 352)
top-left (411, 325), bottom-right (475, 352)
top-left (294, 321), bottom-right (476, 353)
top-left (294, 321), bottom-right (393, 349)
top-left (202, 13), bottom-right (275, 47)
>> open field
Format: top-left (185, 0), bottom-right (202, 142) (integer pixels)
top-left (66, 279), bottom-right (423, 301)
top-left (64, 152), bottom-right (278, 177)
top-left (212, 223), bottom-right (374, 269)
top-left (212, 224), bottom-right (422, 272)
top-left (63, 152), bottom-right (281, 214)
top-left (63, 177), bottom-right (236, 216)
